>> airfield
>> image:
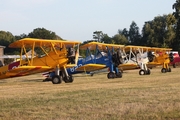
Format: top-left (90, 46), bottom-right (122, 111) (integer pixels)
top-left (0, 67), bottom-right (180, 120)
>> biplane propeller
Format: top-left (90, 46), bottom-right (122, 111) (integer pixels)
top-left (0, 38), bottom-right (81, 84)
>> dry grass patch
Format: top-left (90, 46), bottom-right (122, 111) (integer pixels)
top-left (0, 67), bottom-right (180, 120)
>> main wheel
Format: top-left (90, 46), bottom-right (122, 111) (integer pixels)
top-left (139, 69), bottom-right (146, 75)
top-left (90, 73), bottom-right (94, 76)
top-left (116, 72), bottom-right (122, 78)
top-left (64, 74), bottom-right (74, 83)
top-left (167, 68), bottom-right (171, 72)
top-left (52, 75), bottom-right (61, 84)
top-left (146, 69), bottom-right (151, 75)
top-left (161, 68), bottom-right (166, 73)
top-left (107, 72), bottom-right (115, 79)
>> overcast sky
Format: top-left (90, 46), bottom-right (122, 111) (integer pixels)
top-left (0, 0), bottom-right (176, 42)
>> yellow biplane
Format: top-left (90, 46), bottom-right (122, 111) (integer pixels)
top-left (147, 47), bottom-right (173, 73)
top-left (123, 45), bottom-right (173, 75)
top-left (0, 38), bottom-right (81, 84)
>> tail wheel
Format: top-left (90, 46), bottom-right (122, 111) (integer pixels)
top-left (107, 72), bottom-right (115, 79)
top-left (161, 68), bottom-right (167, 73)
top-left (116, 72), bottom-right (122, 78)
top-left (139, 69), bottom-right (146, 75)
top-left (52, 75), bottom-right (62, 84)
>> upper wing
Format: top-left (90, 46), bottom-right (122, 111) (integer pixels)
top-left (9, 38), bottom-right (81, 48)
top-left (80, 42), bottom-right (124, 50)
top-left (76, 64), bottom-right (106, 72)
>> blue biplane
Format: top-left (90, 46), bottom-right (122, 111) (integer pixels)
top-left (43, 42), bottom-right (126, 82)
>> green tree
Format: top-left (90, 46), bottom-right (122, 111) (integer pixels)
top-left (128, 21), bottom-right (141, 45)
top-left (112, 34), bottom-right (129, 45)
top-left (15, 33), bottom-right (28, 40)
top-left (93, 31), bottom-right (104, 42)
top-left (141, 15), bottom-right (175, 48)
top-left (118, 28), bottom-right (129, 40)
top-left (101, 34), bottom-right (112, 44)
top-left (172, 0), bottom-right (180, 52)
top-left (0, 31), bottom-right (16, 54)
top-left (28, 28), bottom-right (62, 40)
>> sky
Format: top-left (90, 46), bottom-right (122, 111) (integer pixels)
top-left (0, 0), bottom-right (176, 42)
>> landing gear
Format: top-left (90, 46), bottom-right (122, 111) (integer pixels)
top-left (146, 69), bottom-right (151, 75)
top-left (116, 72), bottom-right (122, 78)
top-left (161, 68), bottom-right (166, 73)
top-left (139, 69), bottom-right (146, 75)
top-left (52, 75), bottom-right (62, 84)
top-left (90, 73), bottom-right (94, 76)
top-left (107, 71), bottom-right (122, 79)
top-left (139, 69), bottom-right (151, 75)
top-left (107, 72), bottom-right (115, 79)
top-left (63, 74), bottom-right (74, 83)
top-left (47, 65), bottom-right (75, 84)
top-left (161, 68), bottom-right (171, 73)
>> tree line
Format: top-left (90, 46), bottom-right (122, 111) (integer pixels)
top-left (1, 0), bottom-right (180, 55)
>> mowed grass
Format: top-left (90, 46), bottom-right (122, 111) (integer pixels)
top-left (0, 67), bottom-right (180, 120)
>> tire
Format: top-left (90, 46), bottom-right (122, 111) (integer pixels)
top-left (116, 72), bottom-right (122, 78)
top-left (90, 73), bottom-right (94, 76)
top-left (161, 68), bottom-right (166, 73)
top-left (64, 74), bottom-right (74, 83)
top-left (139, 69), bottom-right (145, 75)
top-left (107, 72), bottom-right (115, 79)
top-left (52, 75), bottom-right (61, 84)
top-left (167, 68), bottom-right (171, 72)
top-left (146, 69), bottom-right (151, 75)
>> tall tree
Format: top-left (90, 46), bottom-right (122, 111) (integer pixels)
top-left (0, 31), bottom-right (16, 54)
top-left (128, 21), bottom-right (141, 45)
top-left (141, 15), bottom-right (175, 48)
top-left (101, 34), bottom-right (112, 44)
top-left (172, 0), bottom-right (180, 52)
top-left (120, 28), bottom-right (129, 40)
top-left (93, 31), bottom-right (104, 42)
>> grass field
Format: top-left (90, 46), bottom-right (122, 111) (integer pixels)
top-left (0, 67), bottom-right (180, 120)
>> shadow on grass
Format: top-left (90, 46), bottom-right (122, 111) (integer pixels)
top-left (19, 79), bottom-right (44, 83)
